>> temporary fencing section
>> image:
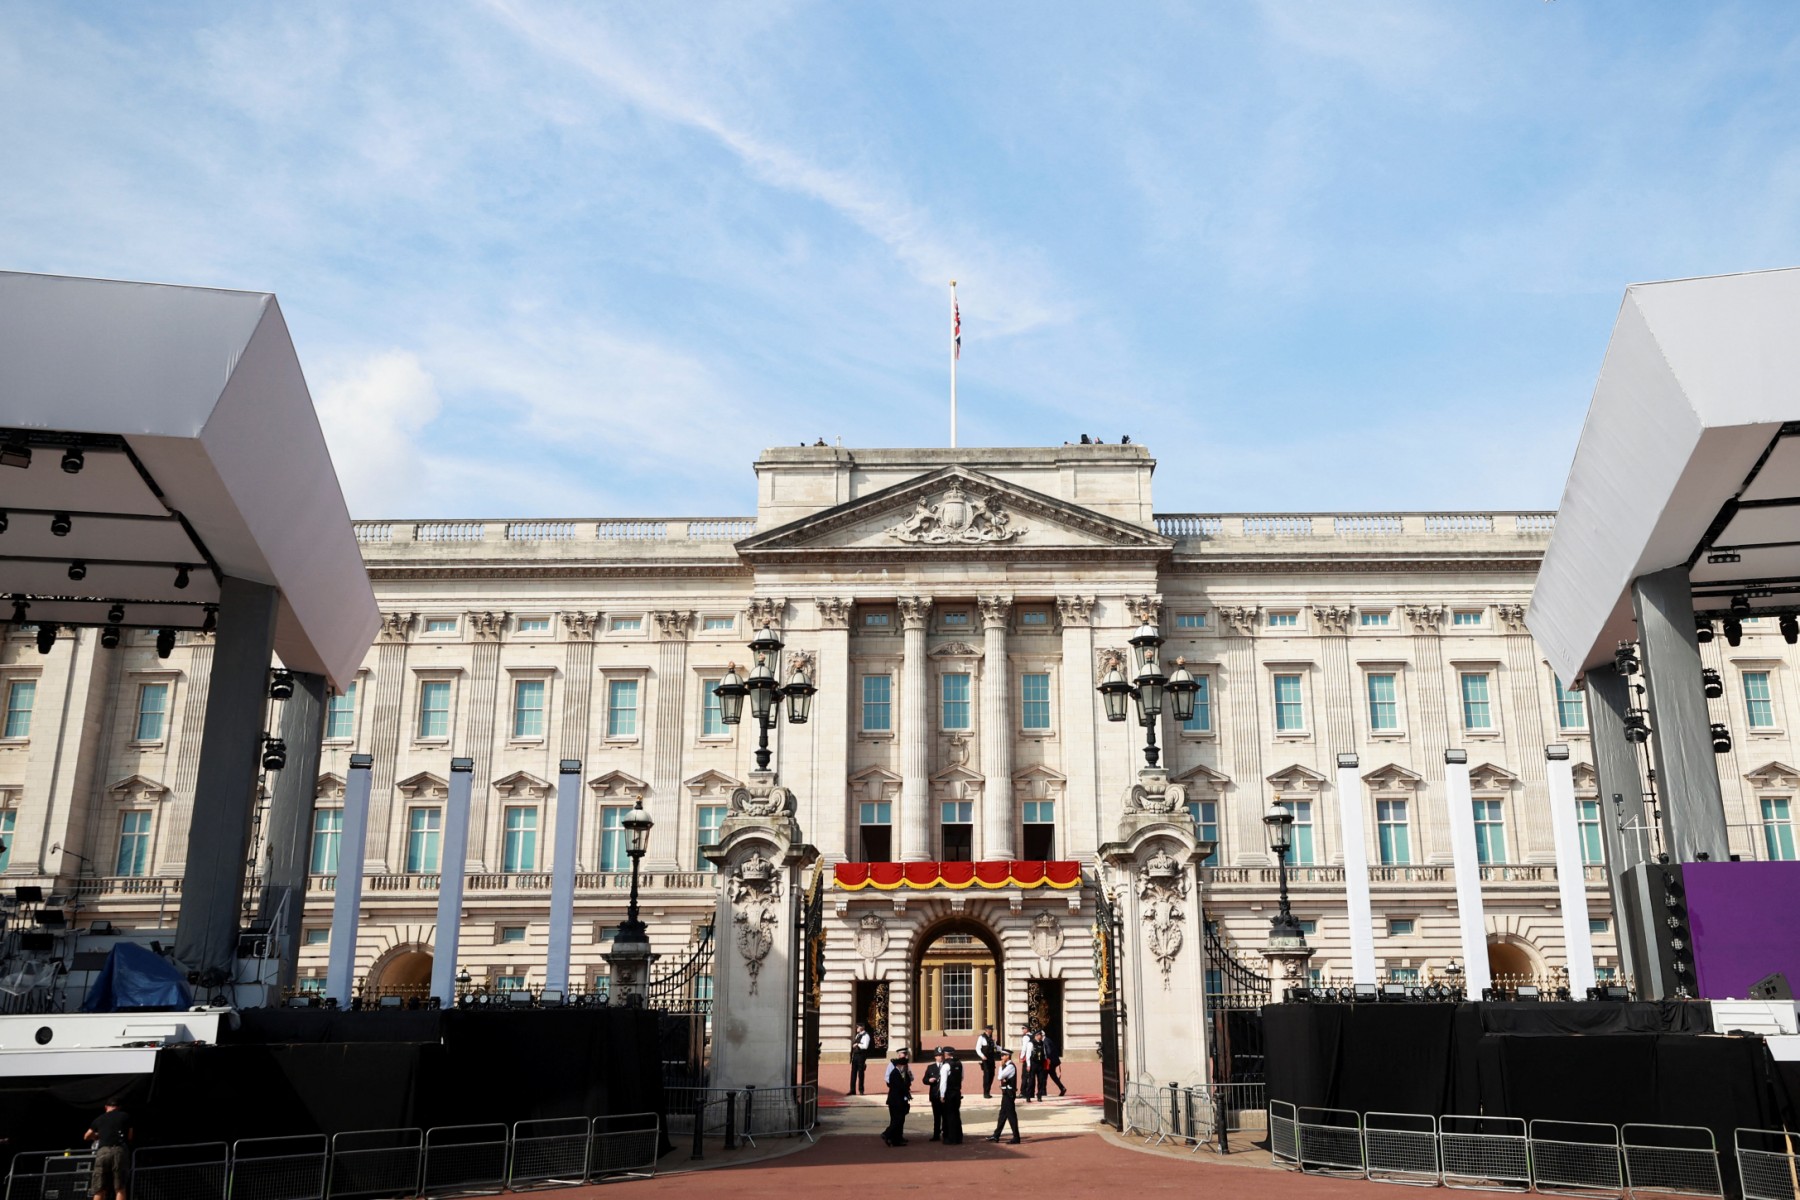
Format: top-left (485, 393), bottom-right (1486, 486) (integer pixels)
top-left (329, 1128), bottom-right (424, 1200)
top-left (230, 1134), bottom-right (330, 1200)
top-left (422, 1124), bottom-right (509, 1197)
top-left (588, 1114), bottom-right (661, 1181)
top-left (740, 1086), bottom-right (819, 1147)
top-left (4, 1149), bottom-right (96, 1200)
top-left (1266, 1104), bottom-right (1730, 1198)
top-left (507, 1119), bottom-right (591, 1190)
top-left (1119, 1081), bottom-right (1267, 1153)
top-left (128, 1141), bottom-right (229, 1200)
top-left (1736, 1128), bottom-right (1800, 1200)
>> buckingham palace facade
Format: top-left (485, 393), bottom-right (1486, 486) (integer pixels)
top-left (9, 443), bottom-right (1800, 1054)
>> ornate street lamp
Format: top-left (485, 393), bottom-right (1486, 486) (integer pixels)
top-left (605, 798), bottom-right (657, 1007)
top-left (1097, 623), bottom-right (1199, 768)
top-left (717, 622), bottom-right (815, 773)
top-left (619, 799), bottom-right (654, 943)
top-left (1262, 799), bottom-right (1314, 985)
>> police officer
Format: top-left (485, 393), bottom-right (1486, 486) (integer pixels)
top-left (974, 1023), bottom-right (998, 1098)
top-left (985, 1048), bottom-right (1021, 1144)
top-left (922, 1048), bottom-right (946, 1141)
top-left (881, 1047), bottom-right (913, 1146)
top-left (1016, 1025), bottom-right (1038, 1101)
top-left (1039, 1027), bottom-right (1066, 1097)
top-left (937, 1045), bottom-right (965, 1144)
top-left (849, 1023), bottom-right (873, 1095)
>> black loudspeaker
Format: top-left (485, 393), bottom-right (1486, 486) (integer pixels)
top-left (13, 885), bottom-right (42, 904)
top-left (19, 932), bottom-right (54, 953)
top-left (1749, 972), bottom-right (1794, 1001)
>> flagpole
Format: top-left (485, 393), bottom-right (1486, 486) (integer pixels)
top-left (949, 280), bottom-right (959, 448)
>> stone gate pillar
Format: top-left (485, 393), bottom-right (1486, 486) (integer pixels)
top-left (1099, 768), bottom-right (1212, 1088)
top-left (705, 772), bottom-right (819, 1092)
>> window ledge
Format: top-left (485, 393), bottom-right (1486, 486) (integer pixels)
top-left (604, 736), bottom-right (641, 745)
top-left (858, 732), bottom-right (895, 741)
top-left (1370, 732), bottom-right (1407, 740)
top-left (322, 737), bottom-right (354, 747)
top-left (1179, 731), bottom-right (1217, 741)
top-left (1750, 728), bottom-right (1786, 737)
top-left (697, 734), bottom-right (733, 744)
top-left (128, 740), bottom-right (166, 750)
top-left (508, 737), bottom-right (547, 746)
top-left (1275, 731), bottom-right (1312, 740)
top-left (1464, 731), bottom-right (1501, 739)
top-left (413, 737), bottom-right (450, 747)
top-left (0, 738), bottom-right (29, 747)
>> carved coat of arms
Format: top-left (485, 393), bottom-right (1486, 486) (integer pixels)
top-left (857, 914), bottom-right (889, 962)
top-left (730, 851), bottom-right (782, 994)
top-left (1138, 845), bottom-right (1189, 988)
top-left (1029, 912), bottom-right (1064, 960)
top-left (886, 484), bottom-right (1026, 545)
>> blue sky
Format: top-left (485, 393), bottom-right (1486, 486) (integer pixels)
top-left (4, 3), bottom-right (1799, 519)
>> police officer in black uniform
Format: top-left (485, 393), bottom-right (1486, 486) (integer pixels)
top-left (985, 1048), bottom-right (1021, 1144)
top-left (975, 1023), bottom-right (998, 1098)
top-left (881, 1047), bottom-right (913, 1146)
top-left (923, 1048), bottom-right (946, 1141)
top-left (938, 1044), bottom-right (965, 1144)
top-left (849, 1023), bottom-right (873, 1094)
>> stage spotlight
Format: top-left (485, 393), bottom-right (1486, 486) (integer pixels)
top-left (270, 670), bottom-right (295, 701)
top-left (174, 565), bottom-right (190, 589)
top-left (1783, 615), bottom-right (1799, 645)
top-left (1380, 983), bottom-right (1408, 1002)
top-left (1725, 617), bottom-right (1744, 647)
top-left (1624, 709), bottom-right (1652, 744)
top-left (107, 604), bottom-right (124, 624)
top-left (155, 628), bottom-right (175, 659)
top-left (60, 447), bottom-right (83, 474)
top-left (9, 598), bottom-right (26, 624)
top-left (1695, 616), bottom-right (1714, 643)
top-left (0, 441), bottom-right (31, 468)
top-left (1555, 987), bottom-right (1571, 1001)
top-left (35, 624), bottom-right (56, 655)
top-left (67, 561), bottom-right (86, 582)
top-left (1285, 986), bottom-right (1315, 1002)
top-left (50, 512), bottom-right (71, 537)
top-left (1711, 723), bottom-right (1732, 754)
top-left (1354, 983), bottom-right (1378, 1003)
top-left (1614, 642), bottom-right (1640, 676)
top-left (262, 736), bottom-right (288, 771)
top-left (1515, 984), bottom-right (1541, 1002)
top-left (1702, 667), bottom-right (1723, 698)
top-left (100, 625), bottom-right (121, 649)
top-left (1482, 987), bottom-right (1507, 1002)
top-left (202, 606), bottom-right (217, 634)
top-left (1732, 593), bottom-right (1752, 616)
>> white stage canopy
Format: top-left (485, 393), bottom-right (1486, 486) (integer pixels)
top-left (1530, 267), bottom-right (1800, 685)
top-left (0, 271), bottom-right (378, 689)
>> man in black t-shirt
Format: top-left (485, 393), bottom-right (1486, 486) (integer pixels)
top-left (83, 1101), bottom-right (133, 1200)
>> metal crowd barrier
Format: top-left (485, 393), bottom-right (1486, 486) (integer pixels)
top-left (422, 1123), bottom-right (509, 1198)
top-left (229, 1134), bottom-right (329, 1200)
top-left (1270, 1099), bottom-right (1300, 1167)
top-left (507, 1118), bottom-right (591, 1191)
top-left (4, 1149), bottom-right (96, 1200)
top-left (587, 1113), bottom-right (660, 1182)
top-left (1528, 1120), bottom-right (1623, 1197)
top-left (1120, 1081), bottom-right (1167, 1142)
top-left (740, 1085), bottom-right (818, 1146)
top-left (327, 1127), bottom-right (423, 1200)
top-left (129, 1140), bottom-right (229, 1200)
top-left (1296, 1106), bottom-right (1365, 1176)
top-left (1438, 1115), bottom-right (1529, 1192)
top-left (1622, 1124), bottom-right (1724, 1199)
top-left (1364, 1112), bottom-right (1439, 1185)
top-left (1736, 1127), bottom-right (1800, 1200)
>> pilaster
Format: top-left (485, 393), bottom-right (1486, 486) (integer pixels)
top-left (366, 612), bottom-right (413, 873)
top-left (979, 595), bottom-right (1015, 860)
top-left (1219, 606), bottom-right (1265, 865)
top-left (466, 611), bottom-right (505, 869)
top-left (558, 612), bottom-right (599, 763)
top-left (164, 634), bottom-right (215, 874)
top-left (1498, 604), bottom-right (1553, 861)
top-left (1057, 595), bottom-right (1098, 860)
top-left (898, 596), bottom-right (932, 861)
top-left (651, 610), bottom-right (693, 872)
top-left (1406, 605), bottom-right (1452, 863)
top-left (810, 598), bottom-right (853, 863)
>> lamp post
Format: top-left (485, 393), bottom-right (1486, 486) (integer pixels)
top-left (714, 622), bottom-right (815, 774)
top-left (604, 798), bottom-right (657, 1006)
top-left (1261, 799), bottom-right (1314, 985)
top-left (1097, 623), bottom-right (1199, 768)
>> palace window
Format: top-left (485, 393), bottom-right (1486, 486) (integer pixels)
top-left (1273, 674), bottom-right (1305, 732)
top-left (406, 807), bottom-right (442, 874)
top-left (116, 810), bottom-right (152, 877)
top-left (862, 675), bottom-right (893, 732)
top-left (309, 808), bottom-right (343, 874)
top-left (859, 801), bottom-right (892, 862)
top-left (1388, 918), bottom-right (1415, 936)
top-left (1472, 799), bottom-right (1507, 864)
top-left (135, 682), bottom-right (170, 742)
top-left (1187, 798), bottom-right (1219, 866)
top-left (0, 809), bottom-right (14, 872)
top-left (1762, 797), bottom-right (1796, 862)
top-left (701, 678), bottom-right (726, 737)
top-left (1174, 613), bottom-right (1207, 629)
top-left (606, 679), bottom-right (639, 737)
top-left (1020, 672), bottom-right (1052, 731)
top-left (424, 617), bottom-right (458, 634)
top-left (304, 928), bottom-right (329, 946)
top-left (1367, 673), bottom-right (1399, 732)
top-left (502, 806), bottom-right (538, 873)
top-left (942, 964), bottom-right (974, 1032)
top-left (1288, 800), bottom-right (1315, 865)
top-left (1555, 677), bottom-right (1586, 730)
top-left (516, 616), bottom-right (552, 633)
top-left (512, 679), bottom-right (546, 738)
top-left (609, 615), bottom-right (642, 632)
top-left (941, 610), bottom-right (971, 628)
top-left (1376, 799), bottom-right (1410, 865)
top-left (325, 684), bottom-right (356, 740)
top-left (496, 975), bottom-right (527, 992)
top-left (1460, 672), bottom-right (1494, 730)
top-left (1019, 608), bottom-right (1051, 628)
top-left (417, 681), bottom-right (451, 739)
top-left (1578, 799), bottom-right (1604, 864)
top-left (702, 616), bottom-right (734, 632)
top-left (3, 680), bottom-right (35, 738)
top-left (1268, 612), bottom-right (1298, 628)
top-left (942, 673), bottom-right (971, 731)
top-left (1388, 966), bottom-right (1420, 985)
top-left (1589, 917), bottom-right (1609, 935)
top-left (499, 926), bottom-right (527, 944)
top-left (1360, 611), bottom-right (1391, 628)
top-left (1182, 675), bottom-right (1212, 734)
top-left (863, 611), bottom-right (891, 629)
top-left (599, 806), bottom-right (628, 871)
top-left (941, 800), bottom-right (973, 862)
top-left (1453, 610), bottom-right (1483, 627)
top-left (697, 804), bottom-right (727, 871)
top-left (1744, 671), bottom-right (1777, 729)
top-left (1022, 800), bottom-right (1056, 860)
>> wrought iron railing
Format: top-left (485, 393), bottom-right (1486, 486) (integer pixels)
top-left (647, 922), bottom-right (715, 1015)
top-left (1205, 921), bottom-right (1271, 1011)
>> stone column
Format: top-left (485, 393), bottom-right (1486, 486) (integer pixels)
top-left (558, 613), bottom-right (599, 762)
top-left (465, 612), bottom-right (506, 870)
top-left (706, 780), bottom-right (819, 1091)
top-left (898, 596), bottom-right (933, 861)
top-left (1057, 596), bottom-right (1099, 859)
top-left (1406, 605), bottom-right (1452, 862)
top-left (1100, 781), bottom-right (1211, 1087)
top-left (1219, 606), bottom-right (1265, 864)
top-left (811, 598), bottom-right (854, 860)
top-left (651, 610), bottom-right (694, 872)
top-left (979, 596), bottom-right (1015, 860)
top-left (365, 612), bottom-right (414, 872)
top-left (1497, 604), bottom-right (1553, 860)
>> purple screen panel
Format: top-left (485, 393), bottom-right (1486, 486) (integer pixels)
top-left (1684, 860), bottom-right (1800, 999)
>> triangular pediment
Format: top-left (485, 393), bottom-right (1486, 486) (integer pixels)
top-left (1572, 762), bottom-right (1599, 792)
top-left (682, 769), bottom-right (740, 798)
top-left (397, 771), bottom-right (448, 799)
top-left (738, 467), bottom-right (1172, 559)
top-left (1362, 763), bottom-right (1424, 791)
top-left (590, 770), bottom-right (649, 798)
top-left (1174, 763), bottom-right (1232, 792)
top-left (1468, 762), bottom-right (1520, 792)
top-left (316, 771), bottom-right (347, 801)
top-left (932, 763), bottom-right (984, 784)
top-left (108, 773), bottom-right (170, 801)
top-left (1267, 763), bottom-right (1330, 793)
top-left (493, 770), bottom-right (554, 799)
top-left (1745, 760), bottom-right (1800, 789)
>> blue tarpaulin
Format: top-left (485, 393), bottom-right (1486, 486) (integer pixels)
top-left (81, 942), bottom-right (193, 1012)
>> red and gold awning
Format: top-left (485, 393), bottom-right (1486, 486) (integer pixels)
top-left (832, 861), bottom-right (1082, 891)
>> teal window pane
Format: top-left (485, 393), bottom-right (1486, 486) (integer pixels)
top-left (942, 673), bottom-right (971, 730)
top-left (1555, 677), bottom-right (1586, 730)
top-left (1274, 675), bottom-right (1305, 731)
top-left (406, 807), bottom-right (442, 873)
top-left (1360, 611), bottom-right (1390, 627)
top-left (116, 810), bottom-right (152, 876)
top-left (1763, 797), bottom-right (1796, 861)
top-left (1023, 800), bottom-right (1055, 824)
top-left (1460, 673), bottom-right (1493, 730)
top-left (858, 801), bottom-right (892, 825)
top-left (418, 681), bottom-right (450, 739)
top-left (1745, 672), bottom-right (1777, 728)
top-left (862, 675), bottom-right (892, 731)
top-left (599, 806), bottom-right (627, 871)
top-left (503, 806), bottom-right (538, 872)
top-left (136, 682), bottom-right (169, 741)
top-left (607, 679), bottom-right (639, 737)
top-left (1367, 674), bottom-right (1398, 731)
top-left (702, 679), bottom-right (726, 736)
top-left (1289, 800), bottom-right (1315, 864)
top-left (4, 680), bottom-right (35, 739)
top-left (1175, 613), bottom-right (1207, 629)
top-left (1376, 799), bottom-right (1410, 865)
top-left (512, 679), bottom-right (546, 738)
top-left (1578, 799), bottom-right (1603, 865)
top-left (0, 810), bottom-right (14, 872)
top-left (1473, 799), bottom-right (1506, 864)
top-left (1182, 676), bottom-right (1213, 733)
top-left (1021, 673), bottom-right (1052, 730)
top-left (697, 804), bottom-right (727, 871)
top-left (1186, 799), bottom-right (1219, 866)
top-left (326, 684), bottom-right (356, 739)
top-left (309, 808), bottom-right (343, 874)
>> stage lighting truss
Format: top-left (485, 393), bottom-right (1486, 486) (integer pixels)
top-left (1613, 640), bottom-right (1641, 676)
top-left (1701, 667), bottom-right (1723, 698)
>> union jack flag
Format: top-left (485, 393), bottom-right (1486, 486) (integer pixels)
top-left (953, 295), bottom-right (961, 361)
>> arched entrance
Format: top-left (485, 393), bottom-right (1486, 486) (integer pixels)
top-left (912, 917), bottom-right (1003, 1054)
top-left (1487, 936), bottom-right (1540, 984)
top-left (371, 946), bottom-right (433, 995)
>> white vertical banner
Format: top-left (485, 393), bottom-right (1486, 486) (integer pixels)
top-left (325, 754), bottom-right (374, 1009)
top-left (1334, 755), bottom-right (1378, 986)
top-left (1545, 746), bottom-right (1597, 996)
top-left (545, 758), bottom-right (583, 994)
top-left (1442, 750), bottom-right (1492, 996)
top-left (429, 758), bottom-right (474, 1007)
